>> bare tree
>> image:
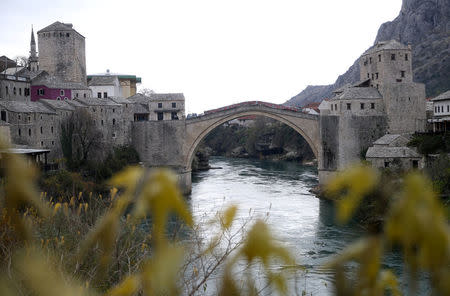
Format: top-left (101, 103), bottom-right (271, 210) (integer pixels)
top-left (61, 108), bottom-right (102, 167)
top-left (13, 56), bottom-right (28, 67)
top-left (139, 88), bottom-right (155, 96)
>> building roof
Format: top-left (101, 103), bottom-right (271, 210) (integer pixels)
top-left (127, 93), bottom-right (151, 103)
top-left (0, 101), bottom-right (56, 114)
top-left (363, 40), bottom-right (410, 56)
top-left (74, 97), bottom-right (120, 107)
top-left (366, 146), bottom-right (420, 158)
top-left (335, 87), bottom-right (382, 100)
top-left (133, 103), bottom-right (149, 114)
top-left (66, 99), bottom-right (87, 108)
top-left (87, 75), bottom-right (118, 86)
top-left (108, 97), bottom-right (132, 104)
top-left (432, 90), bottom-right (450, 102)
top-left (149, 93), bottom-right (185, 101)
top-left (37, 21), bottom-right (84, 38)
top-left (333, 83), bottom-right (352, 94)
top-left (88, 72), bottom-right (141, 83)
top-left (373, 134), bottom-right (410, 146)
top-left (39, 99), bottom-right (76, 111)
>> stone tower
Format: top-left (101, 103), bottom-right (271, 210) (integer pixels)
top-left (29, 26), bottom-right (39, 72)
top-left (37, 21), bottom-right (86, 85)
top-left (359, 40), bottom-right (426, 134)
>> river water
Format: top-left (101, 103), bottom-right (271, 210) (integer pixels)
top-left (188, 156), bottom-right (429, 295)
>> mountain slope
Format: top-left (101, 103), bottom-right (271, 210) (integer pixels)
top-left (286, 0), bottom-right (450, 107)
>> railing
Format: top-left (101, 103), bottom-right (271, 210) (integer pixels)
top-left (203, 101), bottom-right (302, 115)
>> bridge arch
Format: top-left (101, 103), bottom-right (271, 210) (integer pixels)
top-left (184, 106), bottom-right (320, 172)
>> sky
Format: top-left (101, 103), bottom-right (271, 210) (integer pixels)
top-left (1, 0), bottom-right (402, 113)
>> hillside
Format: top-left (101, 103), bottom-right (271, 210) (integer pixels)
top-left (286, 0), bottom-right (450, 107)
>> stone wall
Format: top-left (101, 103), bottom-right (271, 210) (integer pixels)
top-left (131, 120), bottom-right (186, 168)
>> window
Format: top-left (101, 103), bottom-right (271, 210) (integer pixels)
top-left (346, 103), bottom-right (351, 110)
top-left (51, 126), bottom-right (53, 133)
top-left (447, 105), bottom-right (449, 112)
top-left (369, 57), bottom-right (372, 64)
top-left (40, 126), bottom-right (43, 134)
top-left (157, 112), bottom-right (163, 120)
top-left (19, 88), bottom-right (22, 96)
top-left (376, 73), bottom-right (379, 79)
top-left (360, 103), bottom-right (365, 110)
top-left (113, 108), bottom-right (115, 113)
top-left (378, 54), bottom-right (381, 62)
top-left (384, 162), bottom-right (390, 168)
top-left (18, 129), bottom-right (21, 136)
top-left (92, 107), bottom-right (96, 112)
top-left (172, 102), bottom-right (176, 108)
top-left (391, 54), bottom-right (396, 60)
top-left (41, 141), bottom-right (43, 147)
top-left (13, 87), bottom-right (16, 95)
top-left (0, 111), bottom-right (6, 121)
top-left (24, 88), bottom-right (29, 96)
top-left (112, 118), bottom-right (116, 125)
top-left (103, 92), bottom-right (107, 98)
top-left (100, 108), bottom-right (103, 113)
top-left (39, 89), bottom-right (44, 95)
top-left (412, 160), bottom-right (418, 169)
top-left (57, 97), bottom-right (61, 101)
top-left (28, 116), bottom-right (31, 122)
top-left (66, 33), bottom-right (70, 37)
top-left (367, 73), bottom-right (369, 78)
top-left (83, 93), bottom-right (87, 98)
top-left (28, 129), bottom-right (31, 136)
top-left (97, 92), bottom-right (101, 98)
top-left (158, 103), bottom-right (162, 108)
top-left (171, 112), bottom-right (179, 120)
top-left (372, 74), bottom-right (374, 80)
top-left (60, 90), bottom-right (65, 96)
top-left (112, 133), bottom-right (116, 138)
top-left (101, 120), bottom-right (104, 126)
top-left (64, 97), bottom-right (68, 100)
top-left (331, 104), bottom-right (333, 111)
top-left (371, 103), bottom-right (375, 109)
top-left (52, 141), bottom-right (54, 145)
top-left (5, 86), bottom-right (8, 95)
top-left (405, 54), bottom-right (408, 61)
top-left (335, 104), bottom-right (337, 110)
top-left (401, 71), bottom-right (405, 78)
top-left (435, 106), bottom-right (438, 113)
top-left (18, 115), bottom-right (21, 120)
top-left (76, 93), bottom-right (79, 98)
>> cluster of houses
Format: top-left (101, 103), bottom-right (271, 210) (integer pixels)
top-left (0, 22), bottom-right (185, 169)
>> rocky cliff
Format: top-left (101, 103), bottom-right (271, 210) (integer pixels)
top-left (286, 0), bottom-right (450, 107)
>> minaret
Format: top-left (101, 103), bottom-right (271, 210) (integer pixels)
top-left (29, 26), bottom-right (39, 72)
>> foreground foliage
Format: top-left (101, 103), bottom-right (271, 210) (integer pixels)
top-left (0, 137), bottom-right (449, 295)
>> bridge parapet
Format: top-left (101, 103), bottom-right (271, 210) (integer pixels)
top-left (186, 101), bottom-right (318, 123)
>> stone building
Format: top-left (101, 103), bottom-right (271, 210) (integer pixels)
top-left (87, 70), bottom-right (141, 99)
top-left (319, 40), bottom-right (426, 180)
top-left (359, 40), bottom-right (426, 134)
top-left (429, 90), bottom-right (450, 132)
top-left (0, 68), bottom-right (32, 102)
top-left (366, 134), bottom-right (423, 170)
top-left (37, 22), bottom-right (86, 84)
top-left (31, 72), bottom-right (91, 101)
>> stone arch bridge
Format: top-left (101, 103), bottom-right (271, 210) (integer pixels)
top-left (132, 101), bottom-right (321, 194)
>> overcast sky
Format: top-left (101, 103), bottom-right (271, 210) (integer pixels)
top-left (1, 0), bottom-right (402, 113)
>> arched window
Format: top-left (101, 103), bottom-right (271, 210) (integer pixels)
top-left (112, 119), bottom-right (116, 125)
top-left (18, 129), bottom-right (21, 136)
top-left (28, 129), bottom-right (31, 136)
top-left (40, 126), bottom-right (43, 134)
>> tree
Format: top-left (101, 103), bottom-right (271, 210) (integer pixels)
top-left (139, 88), bottom-right (155, 96)
top-left (60, 108), bottom-right (102, 168)
top-left (13, 55), bottom-right (28, 67)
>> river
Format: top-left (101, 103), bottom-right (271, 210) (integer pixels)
top-left (188, 156), bottom-right (430, 295)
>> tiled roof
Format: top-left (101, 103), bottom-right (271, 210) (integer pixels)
top-left (363, 40), bottom-right (409, 56)
top-left (108, 97), bottom-right (132, 104)
top-left (0, 101), bottom-right (56, 114)
top-left (335, 87), bottom-right (383, 100)
top-left (373, 134), bottom-right (405, 146)
top-left (366, 146), bottom-right (420, 158)
top-left (431, 90), bottom-right (450, 102)
top-left (127, 93), bottom-right (151, 103)
top-left (88, 75), bottom-right (118, 86)
top-left (149, 93), bottom-right (185, 101)
top-left (133, 103), bottom-right (149, 114)
top-left (74, 97), bottom-right (120, 107)
top-left (37, 21), bottom-right (74, 33)
top-left (39, 99), bottom-right (75, 111)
